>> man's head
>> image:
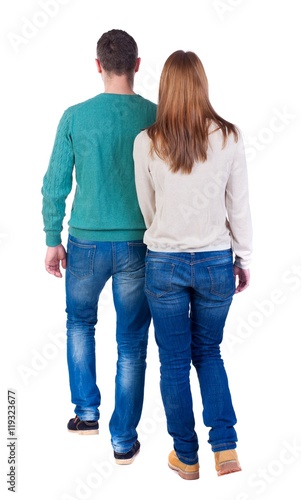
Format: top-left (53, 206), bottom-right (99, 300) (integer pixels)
top-left (96, 29), bottom-right (139, 78)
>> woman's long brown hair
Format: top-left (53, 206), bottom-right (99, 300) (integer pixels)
top-left (147, 50), bottom-right (238, 174)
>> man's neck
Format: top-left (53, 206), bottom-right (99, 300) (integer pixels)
top-left (103, 74), bottom-right (135, 95)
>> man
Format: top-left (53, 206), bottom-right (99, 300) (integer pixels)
top-left (41, 29), bottom-right (157, 464)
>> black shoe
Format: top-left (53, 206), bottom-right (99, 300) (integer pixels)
top-left (67, 415), bottom-right (99, 435)
top-left (114, 440), bottom-right (140, 465)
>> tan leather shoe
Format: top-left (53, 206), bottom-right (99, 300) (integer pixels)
top-left (168, 450), bottom-right (199, 480)
top-left (214, 449), bottom-right (241, 476)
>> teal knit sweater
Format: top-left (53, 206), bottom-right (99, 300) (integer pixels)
top-left (42, 93), bottom-right (157, 246)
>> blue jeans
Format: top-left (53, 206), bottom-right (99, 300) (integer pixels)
top-left (65, 235), bottom-right (151, 453)
top-left (145, 249), bottom-right (237, 464)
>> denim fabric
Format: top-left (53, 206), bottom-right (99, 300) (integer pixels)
top-left (65, 235), bottom-right (151, 452)
top-left (145, 248), bottom-right (237, 464)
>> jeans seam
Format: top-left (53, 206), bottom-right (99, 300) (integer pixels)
top-left (191, 262), bottom-right (195, 288)
top-left (112, 242), bottom-right (116, 274)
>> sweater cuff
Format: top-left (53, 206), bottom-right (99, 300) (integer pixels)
top-left (234, 256), bottom-right (251, 269)
top-left (45, 232), bottom-right (62, 247)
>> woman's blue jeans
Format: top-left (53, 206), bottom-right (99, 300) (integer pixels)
top-left (145, 248), bottom-right (238, 465)
top-left (65, 235), bottom-right (151, 453)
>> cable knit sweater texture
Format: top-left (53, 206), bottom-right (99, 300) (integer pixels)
top-left (42, 93), bottom-right (157, 246)
top-left (133, 127), bottom-right (252, 269)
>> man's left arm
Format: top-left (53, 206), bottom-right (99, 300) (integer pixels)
top-left (41, 109), bottom-right (74, 249)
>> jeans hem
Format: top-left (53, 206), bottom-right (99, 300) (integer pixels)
top-left (75, 411), bottom-right (100, 421)
top-left (175, 449), bottom-right (199, 465)
top-left (112, 442), bottom-right (137, 454)
top-left (211, 442), bottom-right (237, 452)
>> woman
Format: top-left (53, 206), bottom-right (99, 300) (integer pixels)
top-left (133, 50), bottom-right (252, 480)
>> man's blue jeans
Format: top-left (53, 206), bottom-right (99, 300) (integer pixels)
top-left (65, 235), bottom-right (151, 453)
top-left (145, 248), bottom-right (237, 465)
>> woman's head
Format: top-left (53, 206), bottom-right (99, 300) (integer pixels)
top-left (148, 50), bottom-right (238, 173)
top-left (158, 50), bottom-right (210, 118)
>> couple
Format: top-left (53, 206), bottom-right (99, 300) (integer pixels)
top-left (41, 29), bottom-right (252, 480)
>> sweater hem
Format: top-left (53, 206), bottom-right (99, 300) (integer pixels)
top-left (145, 242), bottom-right (232, 254)
top-left (69, 227), bottom-right (145, 242)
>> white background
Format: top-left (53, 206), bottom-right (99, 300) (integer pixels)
top-left (1, 1), bottom-right (301, 499)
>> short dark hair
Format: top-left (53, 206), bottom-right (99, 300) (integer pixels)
top-left (96, 29), bottom-right (138, 75)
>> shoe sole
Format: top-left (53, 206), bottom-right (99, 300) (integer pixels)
top-left (115, 449), bottom-right (140, 465)
top-left (168, 463), bottom-right (199, 480)
top-left (217, 461), bottom-right (242, 476)
top-left (68, 429), bottom-right (99, 435)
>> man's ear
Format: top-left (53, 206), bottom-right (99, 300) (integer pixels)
top-left (135, 57), bottom-right (141, 73)
top-left (95, 59), bottom-right (102, 73)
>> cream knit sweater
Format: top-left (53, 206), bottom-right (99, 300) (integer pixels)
top-left (133, 127), bottom-right (252, 269)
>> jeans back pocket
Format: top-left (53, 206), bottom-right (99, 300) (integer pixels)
top-left (145, 261), bottom-right (175, 298)
top-left (67, 239), bottom-right (96, 279)
top-left (207, 262), bottom-right (235, 299)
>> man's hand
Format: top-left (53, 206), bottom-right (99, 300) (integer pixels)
top-left (45, 244), bottom-right (67, 278)
top-left (234, 265), bottom-right (250, 293)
